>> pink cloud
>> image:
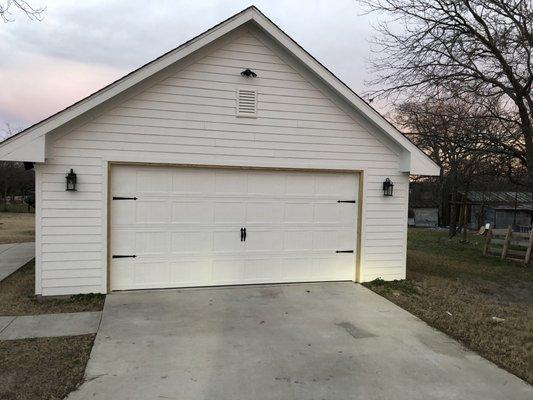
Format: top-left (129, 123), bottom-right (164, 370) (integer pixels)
top-left (0, 52), bottom-right (125, 125)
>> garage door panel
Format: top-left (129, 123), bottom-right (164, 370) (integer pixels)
top-left (212, 260), bottom-right (244, 284)
top-left (134, 261), bottom-right (169, 286)
top-left (316, 203), bottom-right (357, 224)
top-left (286, 173), bottom-right (316, 195)
top-left (111, 168), bottom-right (136, 194)
top-left (245, 230), bottom-right (283, 252)
top-left (110, 165), bottom-right (358, 290)
top-left (137, 201), bottom-right (169, 223)
top-left (339, 204), bottom-right (357, 222)
top-left (283, 231), bottom-right (313, 250)
top-left (172, 202), bottom-right (213, 224)
top-left (312, 230), bottom-right (340, 250)
top-left (213, 230), bottom-right (244, 252)
top-left (136, 231), bottom-right (170, 254)
top-left (111, 201), bottom-right (135, 225)
top-left (243, 259), bottom-right (283, 282)
top-left (284, 203), bottom-right (314, 223)
top-left (171, 231), bottom-right (212, 253)
top-left (316, 173), bottom-right (356, 196)
top-left (215, 170), bottom-right (247, 193)
top-left (112, 230), bottom-right (136, 254)
top-left (337, 229), bottom-right (357, 249)
top-left (214, 202), bottom-right (246, 223)
top-left (111, 260), bottom-right (134, 290)
top-left (171, 169), bottom-right (214, 194)
top-left (313, 256), bottom-right (353, 280)
top-left (283, 258), bottom-right (313, 281)
top-left (246, 202), bottom-right (284, 223)
top-left (169, 260), bottom-right (212, 285)
top-left (247, 172), bottom-right (285, 195)
top-left (137, 169), bottom-right (171, 192)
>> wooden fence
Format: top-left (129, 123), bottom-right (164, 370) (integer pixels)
top-left (483, 226), bottom-right (533, 264)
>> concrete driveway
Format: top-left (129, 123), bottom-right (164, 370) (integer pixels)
top-left (68, 283), bottom-right (532, 400)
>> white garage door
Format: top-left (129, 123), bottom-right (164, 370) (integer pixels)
top-left (110, 165), bottom-right (358, 290)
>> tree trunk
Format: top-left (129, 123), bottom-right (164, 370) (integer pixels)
top-left (449, 190), bottom-right (457, 238)
top-left (519, 106), bottom-right (533, 194)
top-left (2, 186), bottom-right (6, 212)
top-left (461, 187), bottom-right (469, 242)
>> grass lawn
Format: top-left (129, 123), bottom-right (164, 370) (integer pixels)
top-left (0, 212), bottom-right (35, 244)
top-left (364, 228), bottom-right (533, 385)
top-left (0, 335), bottom-right (95, 400)
top-left (0, 260), bottom-right (105, 315)
top-left (0, 261), bottom-right (105, 400)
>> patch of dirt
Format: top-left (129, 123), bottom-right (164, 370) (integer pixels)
top-left (0, 212), bottom-right (35, 244)
top-left (364, 231), bottom-right (533, 385)
top-left (0, 334), bottom-right (95, 400)
top-left (0, 260), bottom-right (105, 316)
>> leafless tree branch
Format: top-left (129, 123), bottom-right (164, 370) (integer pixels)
top-left (0, 0), bottom-right (45, 23)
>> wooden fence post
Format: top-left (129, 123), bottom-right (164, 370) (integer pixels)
top-left (525, 229), bottom-right (533, 265)
top-left (501, 225), bottom-right (512, 260)
top-left (483, 227), bottom-right (493, 256)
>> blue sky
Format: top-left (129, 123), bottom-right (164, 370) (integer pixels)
top-left (0, 0), bottom-right (384, 132)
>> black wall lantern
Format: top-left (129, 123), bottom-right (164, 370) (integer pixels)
top-left (66, 169), bottom-right (77, 191)
top-left (383, 178), bottom-right (394, 196)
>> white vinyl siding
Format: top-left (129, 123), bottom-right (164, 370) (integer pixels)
top-left (38, 27), bottom-right (408, 296)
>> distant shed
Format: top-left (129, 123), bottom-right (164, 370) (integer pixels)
top-left (466, 191), bottom-right (533, 231)
top-left (409, 200), bottom-right (439, 227)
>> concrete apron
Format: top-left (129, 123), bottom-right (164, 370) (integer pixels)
top-left (67, 282), bottom-right (532, 400)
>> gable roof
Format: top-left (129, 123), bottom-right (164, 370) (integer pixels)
top-left (0, 6), bottom-right (439, 175)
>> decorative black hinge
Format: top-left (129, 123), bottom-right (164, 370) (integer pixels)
top-left (336, 250), bottom-right (354, 253)
top-left (112, 255), bottom-right (137, 259)
top-left (113, 196), bottom-right (138, 200)
top-left (337, 200), bottom-right (356, 203)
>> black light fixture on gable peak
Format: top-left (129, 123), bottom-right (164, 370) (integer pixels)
top-left (241, 68), bottom-right (257, 77)
top-left (383, 178), bottom-right (394, 196)
top-left (66, 169), bottom-right (77, 191)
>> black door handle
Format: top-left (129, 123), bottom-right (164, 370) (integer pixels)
top-left (240, 228), bottom-right (244, 242)
top-left (243, 227), bottom-right (247, 241)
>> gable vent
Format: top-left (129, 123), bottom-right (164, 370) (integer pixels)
top-left (236, 89), bottom-right (257, 118)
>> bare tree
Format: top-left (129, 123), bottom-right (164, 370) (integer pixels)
top-left (0, 0), bottom-right (44, 22)
top-left (360, 0), bottom-right (533, 187)
top-left (396, 95), bottom-right (517, 236)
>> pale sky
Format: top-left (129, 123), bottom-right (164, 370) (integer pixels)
top-left (0, 0), bottom-right (384, 131)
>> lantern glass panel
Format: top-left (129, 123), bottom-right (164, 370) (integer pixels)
top-left (383, 178), bottom-right (393, 196)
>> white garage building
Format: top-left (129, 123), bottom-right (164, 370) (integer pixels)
top-left (0, 7), bottom-right (439, 296)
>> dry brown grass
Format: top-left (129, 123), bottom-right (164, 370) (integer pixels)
top-left (0, 260), bottom-right (105, 316)
top-left (0, 212), bottom-right (35, 244)
top-left (0, 260), bottom-right (104, 399)
top-left (0, 335), bottom-right (95, 400)
top-left (365, 228), bottom-right (533, 385)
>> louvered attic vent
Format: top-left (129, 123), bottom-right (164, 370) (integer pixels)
top-left (236, 89), bottom-right (257, 117)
